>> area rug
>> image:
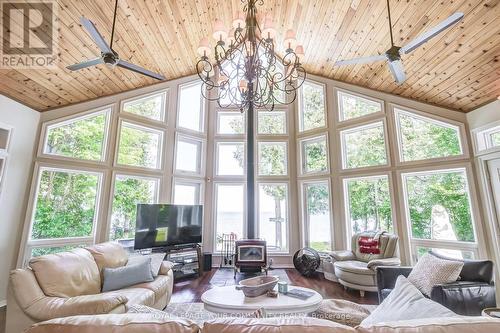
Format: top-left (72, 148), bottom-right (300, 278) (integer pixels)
top-left (210, 268), bottom-right (290, 286)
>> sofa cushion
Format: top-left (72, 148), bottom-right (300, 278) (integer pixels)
top-left (203, 317), bottom-right (355, 333)
top-left (102, 257), bottom-right (154, 292)
top-left (361, 276), bottom-right (456, 326)
top-left (128, 275), bottom-right (170, 303)
top-left (334, 261), bottom-right (376, 287)
top-left (24, 313), bottom-right (200, 333)
top-left (357, 317), bottom-right (500, 333)
top-left (408, 253), bottom-right (463, 297)
top-left (102, 288), bottom-right (156, 308)
top-left (85, 242), bottom-right (128, 276)
top-left (29, 248), bottom-right (100, 298)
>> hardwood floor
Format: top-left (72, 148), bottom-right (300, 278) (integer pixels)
top-left (171, 268), bottom-right (378, 305)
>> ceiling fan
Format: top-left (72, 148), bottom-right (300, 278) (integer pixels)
top-left (334, 0), bottom-right (464, 85)
top-left (67, 0), bottom-right (165, 80)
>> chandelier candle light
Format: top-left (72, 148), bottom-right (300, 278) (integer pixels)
top-left (196, 0), bottom-right (306, 238)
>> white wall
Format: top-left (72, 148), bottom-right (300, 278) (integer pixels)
top-left (0, 95), bottom-right (39, 304)
top-left (466, 100), bottom-right (500, 130)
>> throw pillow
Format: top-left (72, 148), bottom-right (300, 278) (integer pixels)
top-left (128, 253), bottom-right (166, 277)
top-left (312, 299), bottom-right (372, 327)
top-left (407, 253), bottom-right (463, 296)
top-left (360, 276), bottom-right (456, 326)
top-left (102, 257), bottom-right (154, 292)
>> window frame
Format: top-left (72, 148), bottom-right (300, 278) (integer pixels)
top-left (257, 110), bottom-right (288, 136)
top-left (400, 166), bottom-right (480, 263)
top-left (40, 106), bottom-right (113, 164)
top-left (174, 133), bottom-right (205, 176)
top-left (216, 110), bottom-right (246, 136)
top-left (339, 119), bottom-right (390, 171)
top-left (256, 181), bottom-right (290, 254)
top-left (212, 181), bottom-right (247, 252)
top-left (342, 173), bottom-right (396, 243)
top-left (114, 118), bottom-right (165, 171)
top-left (257, 140), bottom-right (289, 177)
top-left (106, 171), bottom-right (161, 241)
top-left (298, 133), bottom-right (330, 176)
top-left (214, 140), bottom-right (246, 177)
top-left (120, 89), bottom-right (168, 123)
top-left (172, 177), bottom-right (205, 205)
top-left (392, 105), bottom-right (468, 166)
top-left (336, 88), bottom-right (385, 123)
top-left (299, 178), bottom-right (334, 252)
top-left (22, 162), bottom-right (105, 265)
top-left (176, 80), bottom-right (206, 134)
top-left (472, 121), bottom-right (500, 155)
top-left (297, 79), bottom-right (328, 133)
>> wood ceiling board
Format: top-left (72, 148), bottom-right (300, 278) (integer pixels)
top-left (0, 0), bottom-right (498, 112)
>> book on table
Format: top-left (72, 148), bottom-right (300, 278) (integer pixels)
top-left (284, 289), bottom-right (315, 300)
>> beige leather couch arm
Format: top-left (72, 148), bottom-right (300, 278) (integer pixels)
top-left (328, 250), bottom-right (356, 261)
top-left (10, 269), bottom-right (127, 321)
top-left (366, 257), bottom-right (401, 270)
top-left (159, 260), bottom-right (175, 275)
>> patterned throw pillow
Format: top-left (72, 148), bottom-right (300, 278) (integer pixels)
top-left (408, 253), bottom-right (463, 297)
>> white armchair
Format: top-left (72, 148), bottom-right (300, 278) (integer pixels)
top-left (330, 231), bottom-right (400, 297)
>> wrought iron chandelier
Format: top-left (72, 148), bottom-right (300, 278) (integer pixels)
top-left (195, 0), bottom-right (306, 112)
top-left (195, 0), bottom-right (306, 239)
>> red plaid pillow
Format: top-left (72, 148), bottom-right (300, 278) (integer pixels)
top-left (358, 236), bottom-right (380, 254)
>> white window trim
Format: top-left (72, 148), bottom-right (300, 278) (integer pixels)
top-left (299, 178), bottom-right (334, 252)
top-left (172, 177), bottom-right (205, 205)
top-left (212, 181), bottom-right (247, 253)
top-left (257, 110), bottom-right (288, 136)
top-left (472, 121), bottom-right (500, 155)
top-left (339, 119), bottom-right (390, 171)
top-left (342, 173), bottom-right (397, 246)
top-left (177, 80), bottom-right (206, 134)
top-left (392, 105), bottom-right (469, 166)
top-left (174, 133), bottom-right (206, 176)
top-left (257, 141), bottom-right (289, 177)
top-left (336, 87), bottom-right (385, 124)
top-left (400, 166), bottom-right (480, 263)
top-left (106, 171), bottom-right (161, 241)
top-left (216, 110), bottom-right (246, 136)
top-left (120, 89), bottom-right (168, 123)
top-left (214, 140), bottom-right (246, 178)
top-left (298, 133), bottom-right (330, 177)
top-left (39, 106), bottom-right (113, 164)
top-left (297, 79), bottom-right (328, 134)
top-left (22, 163), bottom-right (105, 265)
top-left (256, 181), bottom-right (290, 254)
top-left (115, 118), bottom-right (165, 171)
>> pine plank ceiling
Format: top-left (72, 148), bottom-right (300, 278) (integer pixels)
top-left (1, 0), bottom-right (499, 112)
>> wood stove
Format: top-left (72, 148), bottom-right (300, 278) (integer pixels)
top-left (234, 239), bottom-right (267, 277)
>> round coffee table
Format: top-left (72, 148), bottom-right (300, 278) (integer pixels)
top-left (201, 285), bottom-right (323, 315)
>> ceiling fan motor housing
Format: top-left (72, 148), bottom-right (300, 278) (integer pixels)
top-left (102, 53), bottom-right (118, 66)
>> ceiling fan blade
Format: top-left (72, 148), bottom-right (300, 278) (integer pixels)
top-left (116, 60), bottom-right (166, 80)
top-left (388, 60), bottom-right (406, 85)
top-left (335, 54), bottom-right (387, 66)
top-left (400, 12), bottom-right (464, 54)
top-left (80, 16), bottom-right (113, 54)
top-left (66, 57), bottom-right (103, 71)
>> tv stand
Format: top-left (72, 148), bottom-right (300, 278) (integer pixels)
top-left (156, 244), bottom-right (202, 280)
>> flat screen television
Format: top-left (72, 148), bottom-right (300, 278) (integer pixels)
top-left (134, 204), bottom-right (203, 250)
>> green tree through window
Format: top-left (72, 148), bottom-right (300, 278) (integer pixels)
top-left (32, 169), bottom-right (99, 240)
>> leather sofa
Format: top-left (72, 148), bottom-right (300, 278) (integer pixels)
top-left (331, 232), bottom-right (400, 297)
top-left (376, 251), bottom-right (496, 316)
top-left (6, 242), bottom-right (174, 333)
top-left (23, 314), bottom-right (500, 333)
